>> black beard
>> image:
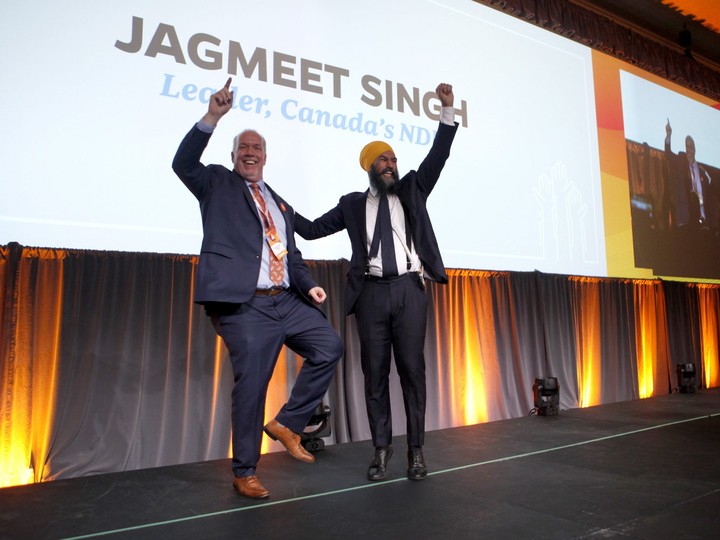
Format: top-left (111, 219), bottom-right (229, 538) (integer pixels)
top-left (368, 167), bottom-right (399, 195)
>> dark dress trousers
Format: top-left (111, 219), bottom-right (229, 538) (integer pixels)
top-left (173, 125), bottom-right (342, 477)
top-left (295, 121), bottom-right (458, 448)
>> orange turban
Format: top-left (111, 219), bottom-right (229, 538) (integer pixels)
top-left (359, 141), bottom-right (394, 171)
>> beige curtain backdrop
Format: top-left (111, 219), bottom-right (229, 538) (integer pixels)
top-left (2, 244), bottom-right (718, 488)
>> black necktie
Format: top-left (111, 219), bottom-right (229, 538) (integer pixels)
top-left (369, 193), bottom-right (398, 276)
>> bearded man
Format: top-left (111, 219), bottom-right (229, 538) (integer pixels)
top-left (295, 83), bottom-right (458, 482)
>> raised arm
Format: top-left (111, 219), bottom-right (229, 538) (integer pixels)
top-left (172, 78), bottom-right (236, 198)
top-left (436, 82), bottom-right (454, 109)
top-left (203, 77), bottom-right (234, 127)
top-left (413, 83), bottom-right (458, 198)
top-left (665, 118), bottom-right (673, 153)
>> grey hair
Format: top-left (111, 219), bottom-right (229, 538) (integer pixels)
top-left (232, 129), bottom-right (267, 156)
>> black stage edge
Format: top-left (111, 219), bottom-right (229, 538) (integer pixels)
top-left (2, 389), bottom-right (720, 540)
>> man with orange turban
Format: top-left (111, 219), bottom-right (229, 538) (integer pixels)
top-left (295, 83), bottom-right (458, 482)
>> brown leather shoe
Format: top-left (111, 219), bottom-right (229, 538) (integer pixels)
top-left (233, 475), bottom-right (269, 499)
top-left (263, 419), bottom-right (315, 463)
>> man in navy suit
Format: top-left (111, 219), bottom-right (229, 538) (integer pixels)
top-left (665, 118), bottom-right (714, 231)
top-left (295, 83), bottom-right (458, 482)
top-left (173, 78), bottom-right (343, 499)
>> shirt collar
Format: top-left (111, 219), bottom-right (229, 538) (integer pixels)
top-left (246, 179), bottom-right (266, 192)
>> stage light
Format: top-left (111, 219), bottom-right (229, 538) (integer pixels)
top-left (676, 363), bottom-right (697, 393)
top-left (533, 377), bottom-right (560, 416)
top-left (301, 403), bottom-right (331, 452)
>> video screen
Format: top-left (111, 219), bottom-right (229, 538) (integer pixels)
top-left (2, 0), bottom-right (718, 281)
top-left (619, 70), bottom-right (720, 279)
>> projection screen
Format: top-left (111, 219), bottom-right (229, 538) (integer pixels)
top-left (2, 0), bottom-right (719, 281)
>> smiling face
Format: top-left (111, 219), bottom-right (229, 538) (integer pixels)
top-left (685, 135), bottom-right (696, 165)
top-left (232, 130), bottom-right (267, 182)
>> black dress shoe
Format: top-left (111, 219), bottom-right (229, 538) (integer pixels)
top-left (407, 448), bottom-right (427, 480)
top-left (367, 446), bottom-right (393, 481)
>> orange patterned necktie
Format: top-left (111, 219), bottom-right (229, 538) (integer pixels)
top-left (250, 183), bottom-right (285, 286)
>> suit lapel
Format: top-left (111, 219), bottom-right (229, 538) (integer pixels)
top-left (270, 188), bottom-right (290, 232)
top-left (265, 184), bottom-right (293, 250)
top-left (353, 191), bottom-right (369, 252)
top-left (239, 175), bottom-right (264, 227)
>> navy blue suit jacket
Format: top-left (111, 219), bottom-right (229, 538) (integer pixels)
top-left (665, 143), bottom-right (714, 229)
top-left (173, 125), bottom-right (317, 305)
top-left (295, 121), bottom-right (458, 314)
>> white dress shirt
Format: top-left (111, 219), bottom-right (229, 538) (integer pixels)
top-left (365, 106), bottom-right (455, 277)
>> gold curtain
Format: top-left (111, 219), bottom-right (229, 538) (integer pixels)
top-left (2, 245), bottom-right (720, 488)
top-left (1, 247), bottom-right (65, 486)
top-left (634, 280), bottom-right (672, 398)
top-left (430, 269), bottom-right (501, 426)
top-left (570, 277), bottom-right (602, 408)
top-left (696, 284), bottom-right (720, 388)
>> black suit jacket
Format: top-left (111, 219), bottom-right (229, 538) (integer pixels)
top-left (665, 143), bottom-right (713, 228)
top-left (295, 121), bottom-right (458, 314)
top-left (173, 125), bottom-right (317, 305)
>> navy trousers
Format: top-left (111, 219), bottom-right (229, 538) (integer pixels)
top-left (354, 273), bottom-right (428, 448)
top-left (210, 291), bottom-right (343, 478)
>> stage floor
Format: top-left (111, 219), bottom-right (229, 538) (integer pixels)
top-left (2, 388), bottom-right (720, 539)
